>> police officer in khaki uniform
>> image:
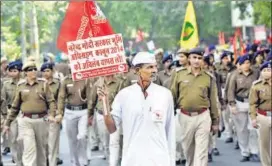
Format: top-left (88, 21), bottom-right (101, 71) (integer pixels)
top-left (154, 48), bottom-right (164, 72)
top-left (1, 60), bottom-right (23, 165)
top-left (58, 72), bottom-right (88, 166)
top-left (249, 61), bottom-right (271, 166)
top-left (157, 54), bottom-right (173, 86)
top-left (40, 62), bottom-right (63, 166)
top-left (170, 47), bottom-right (219, 166)
top-left (3, 61), bottom-right (57, 166)
top-left (217, 51), bottom-right (236, 143)
top-left (202, 55), bottom-right (222, 162)
top-left (1, 57), bottom-right (9, 80)
top-left (228, 55), bottom-right (260, 162)
top-left (55, 53), bottom-right (70, 77)
top-left (88, 75), bottom-right (127, 164)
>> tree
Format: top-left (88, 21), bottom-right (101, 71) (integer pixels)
top-left (253, 2), bottom-right (272, 27)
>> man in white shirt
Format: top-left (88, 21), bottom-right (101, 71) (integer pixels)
top-left (97, 52), bottom-right (175, 166)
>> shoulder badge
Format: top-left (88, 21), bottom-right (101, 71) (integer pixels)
top-left (252, 79), bottom-right (262, 85)
top-left (17, 79), bottom-right (26, 86)
top-left (37, 78), bottom-right (47, 82)
top-left (175, 66), bottom-right (186, 72)
top-left (204, 71), bottom-right (215, 79)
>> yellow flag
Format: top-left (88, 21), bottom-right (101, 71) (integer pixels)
top-left (180, 1), bottom-right (199, 49)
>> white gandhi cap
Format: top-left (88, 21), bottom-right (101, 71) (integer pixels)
top-left (132, 52), bottom-right (156, 66)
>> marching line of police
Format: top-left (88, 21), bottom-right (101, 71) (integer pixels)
top-left (0, 45), bottom-right (271, 166)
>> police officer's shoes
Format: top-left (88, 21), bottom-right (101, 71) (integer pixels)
top-left (0, 161), bottom-right (3, 166)
top-left (208, 153), bottom-right (213, 162)
top-left (240, 156), bottom-right (250, 162)
top-left (91, 146), bottom-right (99, 151)
top-left (250, 154), bottom-right (260, 162)
top-left (225, 137), bottom-right (233, 143)
top-left (57, 158), bottom-right (63, 165)
top-left (2, 147), bottom-right (10, 155)
top-left (181, 159), bottom-right (186, 165)
top-left (212, 148), bottom-right (220, 156)
top-left (234, 142), bottom-right (239, 150)
top-left (176, 160), bottom-right (181, 165)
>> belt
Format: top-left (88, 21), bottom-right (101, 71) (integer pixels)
top-left (235, 96), bottom-right (249, 103)
top-left (257, 109), bottom-right (272, 116)
top-left (180, 108), bottom-right (207, 116)
top-left (23, 112), bottom-right (47, 119)
top-left (66, 104), bottom-right (87, 111)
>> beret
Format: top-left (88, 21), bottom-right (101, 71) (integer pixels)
top-left (7, 60), bottom-right (23, 71)
top-left (189, 47), bottom-right (205, 56)
top-left (260, 61), bottom-right (272, 71)
top-left (253, 50), bottom-right (264, 58)
top-left (40, 62), bottom-right (55, 72)
top-left (238, 54), bottom-right (251, 65)
top-left (208, 45), bottom-right (216, 52)
top-left (132, 52), bottom-right (156, 66)
top-left (22, 61), bottom-right (37, 71)
top-left (162, 54), bottom-right (173, 64)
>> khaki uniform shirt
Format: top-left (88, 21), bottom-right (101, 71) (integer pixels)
top-left (157, 70), bottom-right (171, 86)
top-left (228, 69), bottom-right (259, 105)
top-left (48, 78), bottom-right (61, 116)
top-left (170, 67), bottom-right (219, 125)
top-left (5, 78), bottom-right (56, 126)
top-left (58, 76), bottom-right (88, 116)
top-left (124, 70), bottom-right (138, 86)
top-left (217, 65), bottom-right (236, 89)
top-left (1, 78), bottom-right (20, 107)
top-left (224, 69), bottom-right (237, 103)
top-left (88, 77), bottom-right (127, 117)
top-left (249, 79), bottom-right (271, 120)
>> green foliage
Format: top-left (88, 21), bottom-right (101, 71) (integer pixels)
top-left (253, 2), bottom-right (272, 27)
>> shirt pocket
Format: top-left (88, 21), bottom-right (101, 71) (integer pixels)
top-left (66, 84), bottom-right (74, 95)
top-left (21, 89), bottom-right (30, 102)
top-left (178, 81), bottom-right (189, 99)
top-left (198, 85), bottom-right (208, 99)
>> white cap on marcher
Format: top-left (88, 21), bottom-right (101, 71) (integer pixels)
top-left (132, 52), bottom-right (156, 66)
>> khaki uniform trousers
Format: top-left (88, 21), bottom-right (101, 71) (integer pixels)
top-left (10, 118), bottom-right (23, 166)
top-left (222, 104), bottom-right (234, 138)
top-left (96, 111), bottom-right (109, 159)
top-left (175, 111), bottom-right (185, 162)
top-left (48, 123), bottom-right (60, 166)
top-left (208, 133), bottom-right (217, 152)
top-left (179, 110), bottom-right (211, 166)
top-left (109, 126), bottom-right (123, 166)
top-left (65, 108), bottom-right (88, 166)
top-left (232, 100), bottom-right (259, 157)
top-left (257, 114), bottom-right (271, 166)
top-left (87, 113), bottom-right (99, 160)
top-left (20, 116), bottom-right (48, 166)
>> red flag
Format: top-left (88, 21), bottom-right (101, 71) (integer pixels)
top-left (218, 32), bottom-right (225, 45)
top-left (233, 28), bottom-right (245, 60)
top-left (57, 1), bottom-right (114, 53)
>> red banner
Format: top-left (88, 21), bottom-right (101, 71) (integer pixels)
top-left (57, 1), bottom-right (114, 53)
top-left (233, 28), bottom-right (245, 60)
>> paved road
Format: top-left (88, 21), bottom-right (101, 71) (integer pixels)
top-left (3, 123), bottom-right (261, 166)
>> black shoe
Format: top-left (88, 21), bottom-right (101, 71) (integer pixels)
top-left (212, 148), bottom-right (220, 156)
top-left (0, 161), bottom-right (3, 166)
top-left (240, 156), bottom-right (250, 162)
top-left (225, 137), bottom-right (233, 143)
top-left (208, 153), bottom-right (213, 162)
top-left (12, 158), bottom-right (16, 163)
top-left (235, 142), bottom-right (239, 150)
top-left (181, 159), bottom-right (186, 165)
top-left (2, 147), bottom-right (10, 155)
top-left (221, 126), bottom-right (225, 133)
top-left (250, 154), bottom-right (260, 162)
top-left (91, 146), bottom-right (99, 151)
top-left (57, 158), bottom-right (63, 165)
top-left (176, 159), bottom-right (181, 165)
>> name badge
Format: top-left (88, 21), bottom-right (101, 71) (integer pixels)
top-left (151, 110), bottom-right (163, 123)
top-left (67, 84), bottom-right (73, 87)
top-left (22, 89), bottom-right (30, 93)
